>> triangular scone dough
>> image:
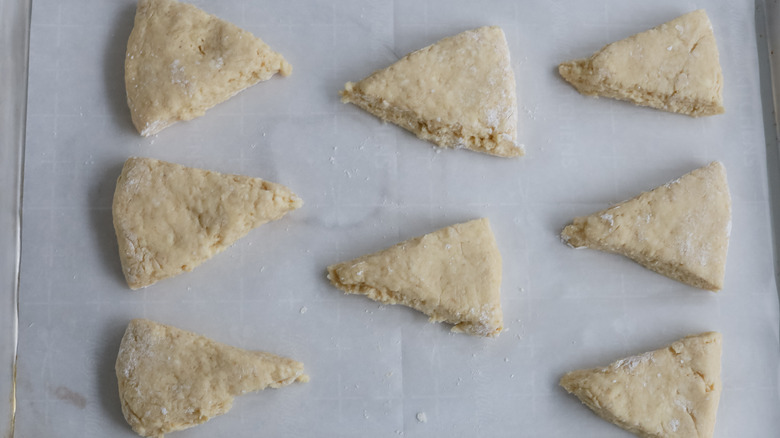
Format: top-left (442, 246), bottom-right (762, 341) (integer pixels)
top-left (559, 10), bottom-right (724, 116)
top-left (116, 319), bottom-right (308, 438)
top-left (125, 0), bottom-right (292, 136)
top-left (341, 26), bottom-right (522, 157)
top-left (560, 332), bottom-right (722, 438)
top-left (561, 162), bottom-right (730, 291)
top-left (327, 218), bottom-right (503, 337)
top-left (112, 157), bottom-right (302, 289)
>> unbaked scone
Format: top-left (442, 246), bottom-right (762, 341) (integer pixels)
top-left (341, 26), bottom-right (522, 157)
top-left (112, 157), bottom-right (302, 289)
top-left (559, 10), bottom-right (724, 116)
top-left (560, 332), bottom-right (722, 438)
top-left (125, 0), bottom-right (292, 136)
top-left (561, 162), bottom-right (730, 291)
top-left (116, 319), bottom-right (307, 438)
top-left (327, 218), bottom-right (503, 337)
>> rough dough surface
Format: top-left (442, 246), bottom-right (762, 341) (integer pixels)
top-left (125, 0), bottom-right (292, 136)
top-left (327, 218), bottom-right (503, 337)
top-left (560, 332), bottom-right (722, 438)
top-left (561, 162), bottom-right (731, 291)
top-left (116, 319), bottom-right (308, 438)
top-left (112, 157), bottom-right (302, 289)
top-left (559, 10), bottom-right (724, 116)
top-left (341, 26), bottom-right (522, 157)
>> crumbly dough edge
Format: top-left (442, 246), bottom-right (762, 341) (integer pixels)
top-left (341, 85), bottom-right (523, 158)
top-left (326, 266), bottom-right (503, 337)
top-left (561, 219), bottom-right (721, 291)
top-left (558, 60), bottom-right (724, 117)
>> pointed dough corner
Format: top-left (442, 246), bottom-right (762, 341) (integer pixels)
top-left (341, 26), bottom-right (522, 157)
top-left (561, 162), bottom-right (731, 291)
top-left (559, 9), bottom-right (724, 116)
top-left (125, 0), bottom-right (292, 136)
top-left (112, 157), bottom-right (302, 289)
top-left (116, 319), bottom-right (307, 437)
top-left (560, 332), bottom-right (722, 438)
top-left (327, 218), bottom-right (504, 337)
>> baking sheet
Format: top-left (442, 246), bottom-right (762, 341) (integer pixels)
top-left (14, 0), bottom-right (780, 436)
top-left (0, 0), bottom-right (29, 435)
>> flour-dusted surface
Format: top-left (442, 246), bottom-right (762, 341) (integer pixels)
top-left (341, 26), bottom-right (521, 157)
top-left (327, 218), bottom-right (503, 337)
top-left (115, 319), bottom-right (307, 437)
top-left (112, 157), bottom-right (302, 289)
top-left (15, 0), bottom-right (780, 437)
top-left (125, 0), bottom-right (292, 136)
top-left (561, 162), bottom-right (731, 291)
top-left (559, 10), bottom-right (724, 117)
top-left (560, 332), bottom-right (722, 438)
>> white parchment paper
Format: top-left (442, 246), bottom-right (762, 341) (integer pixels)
top-left (16, 0), bottom-right (780, 436)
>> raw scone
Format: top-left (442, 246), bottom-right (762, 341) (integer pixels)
top-left (341, 26), bottom-right (522, 157)
top-left (116, 319), bottom-right (308, 438)
top-left (327, 218), bottom-right (503, 337)
top-left (559, 10), bottom-right (724, 116)
top-left (561, 162), bottom-right (731, 291)
top-left (125, 0), bottom-right (292, 136)
top-left (560, 332), bottom-right (722, 438)
top-left (112, 157), bottom-right (302, 289)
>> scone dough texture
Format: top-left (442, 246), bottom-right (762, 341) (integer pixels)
top-left (327, 218), bottom-right (503, 337)
top-left (560, 332), bottom-right (722, 438)
top-left (112, 157), bottom-right (302, 289)
top-left (125, 0), bottom-right (292, 136)
top-left (341, 26), bottom-right (522, 157)
top-left (562, 162), bottom-right (731, 291)
top-left (116, 319), bottom-right (307, 438)
top-left (559, 10), bottom-right (724, 116)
